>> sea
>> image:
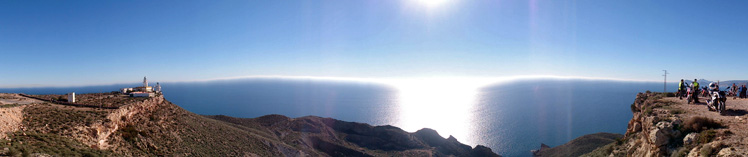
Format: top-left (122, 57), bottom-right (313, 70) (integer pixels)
top-left (0, 78), bottom-right (672, 156)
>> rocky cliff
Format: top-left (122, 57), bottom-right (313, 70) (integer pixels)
top-left (0, 93), bottom-right (500, 156)
top-left (583, 92), bottom-right (748, 157)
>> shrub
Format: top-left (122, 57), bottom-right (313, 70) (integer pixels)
top-left (644, 107), bottom-right (653, 115)
top-left (663, 92), bottom-right (676, 97)
top-left (699, 144), bottom-right (713, 157)
top-left (682, 117), bottom-right (722, 133)
top-left (630, 103), bottom-right (640, 113)
top-left (120, 124), bottom-right (141, 143)
top-left (671, 147), bottom-right (689, 157)
top-left (698, 130), bottom-right (717, 144)
top-left (21, 146), bottom-right (31, 157)
top-left (699, 143), bottom-right (724, 156)
top-left (615, 137), bottom-right (627, 145)
top-left (8, 147), bottom-right (19, 156)
top-left (724, 130), bottom-right (733, 135)
top-left (670, 109), bottom-right (684, 114)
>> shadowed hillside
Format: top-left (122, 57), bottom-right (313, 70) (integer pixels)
top-left (0, 93), bottom-right (500, 156)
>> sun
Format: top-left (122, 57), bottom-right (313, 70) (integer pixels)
top-left (416, 0), bottom-right (450, 8)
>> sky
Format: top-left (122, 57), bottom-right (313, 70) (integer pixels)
top-left (2, 0), bottom-right (748, 87)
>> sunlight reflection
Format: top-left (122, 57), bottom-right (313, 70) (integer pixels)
top-left (388, 78), bottom-right (494, 145)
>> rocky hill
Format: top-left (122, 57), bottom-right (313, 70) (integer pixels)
top-left (533, 91), bottom-right (748, 157)
top-left (582, 92), bottom-right (748, 156)
top-left (0, 93), bottom-right (499, 156)
top-left (532, 132), bottom-right (623, 157)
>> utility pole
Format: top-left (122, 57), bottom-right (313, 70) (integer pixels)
top-left (662, 70), bottom-right (669, 93)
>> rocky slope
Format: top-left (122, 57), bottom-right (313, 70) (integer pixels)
top-left (583, 92), bottom-right (748, 156)
top-left (0, 93), bottom-right (499, 156)
top-left (532, 132), bottom-right (622, 157)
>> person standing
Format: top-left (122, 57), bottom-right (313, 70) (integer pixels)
top-left (678, 79), bottom-right (686, 99)
top-left (732, 83), bottom-right (738, 97)
top-left (741, 85), bottom-right (747, 99)
top-left (692, 79), bottom-right (700, 103)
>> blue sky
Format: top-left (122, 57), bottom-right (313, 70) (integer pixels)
top-left (2, 0), bottom-right (748, 87)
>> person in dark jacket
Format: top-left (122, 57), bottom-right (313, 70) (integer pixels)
top-left (741, 85), bottom-right (747, 98)
top-left (678, 79), bottom-right (687, 99)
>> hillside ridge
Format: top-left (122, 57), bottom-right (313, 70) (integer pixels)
top-left (0, 93), bottom-right (500, 156)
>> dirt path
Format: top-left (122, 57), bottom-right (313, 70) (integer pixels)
top-left (663, 96), bottom-right (748, 150)
top-left (0, 93), bottom-right (41, 105)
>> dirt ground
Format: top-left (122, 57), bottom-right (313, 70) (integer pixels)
top-left (0, 93), bottom-right (41, 105)
top-left (664, 95), bottom-right (748, 150)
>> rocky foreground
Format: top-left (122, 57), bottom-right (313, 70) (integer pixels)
top-left (538, 92), bottom-right (748, 157)
top-left (0, 93), bottom-right (499, 156)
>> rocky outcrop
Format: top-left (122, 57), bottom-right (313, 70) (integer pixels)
top-left (683, 133), bottom-right (698, 145)
top-left (532, 132), bottom-right (623, 157)
top-left (91, 95), bottom-right (165, 149)
top-left (585, 92), bottom-right (748, 156)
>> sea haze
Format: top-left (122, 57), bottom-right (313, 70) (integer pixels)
top-left (0, 78), bottom-right (670, 156)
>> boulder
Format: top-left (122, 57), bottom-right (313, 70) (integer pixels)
top-left (683, 133), bottom-right (699, 146)
top-left (687, 146), bottom-right (700, 157)
top-left (717, 147), bottom-right (739, 157)
top-left (649, 122), bottom-right (674, 146)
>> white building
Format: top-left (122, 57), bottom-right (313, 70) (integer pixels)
top-left (121, 76), bottom-right (159, 97)
top-left (67, 92), bottom-right (75, 103)
top-left (155, 82), bottom-right (162, 93)
top-left (121, 88), bottom-right (133, 93)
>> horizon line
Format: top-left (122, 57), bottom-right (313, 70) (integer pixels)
top-left (0, 75), bottom-right (661, 89)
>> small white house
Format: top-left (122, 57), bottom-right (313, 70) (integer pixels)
top-left (67, 92), bottom-right (75, 103)
top-left (121, 88), bottom-right (133, 93)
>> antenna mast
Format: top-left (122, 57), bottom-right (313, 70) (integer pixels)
top-left (662, 70), bottom-right (669, 93)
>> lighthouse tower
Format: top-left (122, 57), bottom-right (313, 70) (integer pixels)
top-left (143, 76), bottom-right (148, 87)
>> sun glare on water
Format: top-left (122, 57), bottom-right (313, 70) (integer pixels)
top-left (388, 78), bottom-right (495, 145)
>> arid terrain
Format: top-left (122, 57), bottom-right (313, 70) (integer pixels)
top-left (0, 93), bottom-right (499, 156)
top-left (583, 92), bottom-right (748, 156)
top-left (535, 92), bottom-right (748, 157)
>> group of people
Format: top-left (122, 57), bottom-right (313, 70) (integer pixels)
top-left (728, 83), bottom-right (748, 98)
top-left (676, 79), bottom-right (748, 101)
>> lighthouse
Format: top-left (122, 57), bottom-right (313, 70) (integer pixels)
top-left (143, 76), bottom-right (148, 87)
top-left (122, 76), bottom-right (157, 97)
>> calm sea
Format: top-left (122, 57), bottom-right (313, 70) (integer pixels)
top-left (0, 78), bottom-right (669, 156)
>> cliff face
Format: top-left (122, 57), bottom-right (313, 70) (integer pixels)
top-left (0, 93), bottom-right (500, 156)
top-left (585, 92), bottom-right (748, 157)
top-left (617, 92), bottom-right (683, 156)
